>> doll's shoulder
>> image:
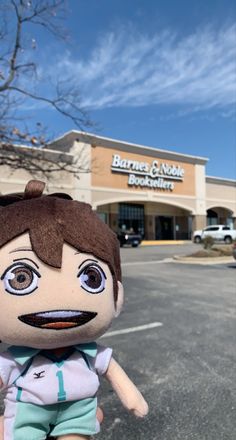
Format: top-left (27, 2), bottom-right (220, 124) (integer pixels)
top-left (0, 347), bottom-right (17, 366)
top-left (88, 343), bottom-right (113, 376)
top-left (0, 347), bottom-right (23, 387)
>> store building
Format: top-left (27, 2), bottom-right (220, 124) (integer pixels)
top-left (1, 131), bottom-right (236, 240)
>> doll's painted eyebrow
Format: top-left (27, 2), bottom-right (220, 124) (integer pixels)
top-left (9, 247), bottom-right (33, 253)
top-left (13, 257), bottom-right (39, 269)
top-left (78, 258), bottom-right (99, 269)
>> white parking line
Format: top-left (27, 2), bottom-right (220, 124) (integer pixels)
top-left (102, 322), bottom-right (163, 338)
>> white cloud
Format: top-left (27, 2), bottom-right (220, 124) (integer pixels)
top-left (48, 23), bottom-right (236, 113)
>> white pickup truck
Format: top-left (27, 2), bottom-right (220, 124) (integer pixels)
top-left (193, 224), bottom-right (236, 244)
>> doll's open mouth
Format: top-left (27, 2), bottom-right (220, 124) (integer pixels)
top-left (18, 310), bottom-right (97, 330)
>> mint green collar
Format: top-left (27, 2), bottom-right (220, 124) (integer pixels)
top-left (8, 346), bottom-right (41, 365)
top-left (75, 342), bottom-right (97, 358)
top-left (8, 342), bottom-right (97, 366)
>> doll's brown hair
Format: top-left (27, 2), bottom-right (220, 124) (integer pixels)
top-left (0, 180), bottom-right (121, 300)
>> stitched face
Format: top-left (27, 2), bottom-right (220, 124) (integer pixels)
top-left (0, 233), bottom-right (123, 349)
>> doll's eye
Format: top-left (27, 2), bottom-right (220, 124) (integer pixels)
top-left (1, 263), bottom-right (40, 295)
top-left (78, 264), bottom-right (106, 294)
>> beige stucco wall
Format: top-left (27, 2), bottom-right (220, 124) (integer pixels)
top-left (91, 145), bottom-right (196, 196)
top-left (96, 201), bottom-right (188, 217)
top-left (0, 142), bottom-right (92, 204)
top-left (195, 164), bottom-right (206, 215)
top-left (91, 187), bottom-right (198, 213)
top-left (206, 181), bottom-right (236, 216)
top-left (88, 142), bottom-right (204, 215)
top-left (69, 141), bottom-right (92, 203)
top-left (1, 133), bottom-right (235, 229)
top-left (0, 164), bottom-right (75, 196)
top-left (144, 201), bottom-right (190, 216)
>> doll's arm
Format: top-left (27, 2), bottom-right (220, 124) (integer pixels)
top-left (0, 416), bottom-right (3, 440)
top-left (105, 357), bottom-right (148, 417)
top-left (0, 376), bottom-right (4, 439)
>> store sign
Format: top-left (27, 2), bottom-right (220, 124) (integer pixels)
top-left (111, 154), bottom-right (185, 191)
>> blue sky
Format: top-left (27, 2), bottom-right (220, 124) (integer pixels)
top-left (16, 0), bottom-right (236, 179)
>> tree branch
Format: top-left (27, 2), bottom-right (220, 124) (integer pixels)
top-left (0, 0), bottom-right (95, 179)
top-left (0, 1), bottom-right (22, 91)
top-left (0, 143), bottom-right (90, 180)
top-left (8, 84), bottom-right (92, 129)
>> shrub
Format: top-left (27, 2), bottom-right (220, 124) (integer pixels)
top-left (189, 249), bottom-right (221, 258)
top-left (212, 244), bottom-right (233, 256)
top-left (203, 235), bottom-right (214, 249)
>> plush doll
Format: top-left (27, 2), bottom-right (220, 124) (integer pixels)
top-left (0, 180), bottom-right (148, 440)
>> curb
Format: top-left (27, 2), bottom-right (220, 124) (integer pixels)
top-left (141, 240), bottom-right (189, 246)
top-left (172, 256), bottom-right (235, 265)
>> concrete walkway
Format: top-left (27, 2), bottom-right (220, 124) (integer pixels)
top-left (141, 240), bottom-right (189, 246)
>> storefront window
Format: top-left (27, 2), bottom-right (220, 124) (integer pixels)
top-left (207, 209), bottom-right (218, 225)
top-left (155, 216), bottom-right (174, 240)
top-left (118, 203), bottom-right (145, 237)
top-left (96, 212), bottom-right (108, 224)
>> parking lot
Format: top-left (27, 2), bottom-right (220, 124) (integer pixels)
top-left (96, 244), bottom-right (236, 440)
top-left (1, 244), bottom-right (236, 439)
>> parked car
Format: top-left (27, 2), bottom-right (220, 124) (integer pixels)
top-left (193, 225), bottom-right (236, 244)
top-left (117, 230), bottom-right (142, 247)
top-left (233, 242), bottom-right (236, 260)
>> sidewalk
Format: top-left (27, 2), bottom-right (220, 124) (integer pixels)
top-left (141, 240), bottom-right (190, 246)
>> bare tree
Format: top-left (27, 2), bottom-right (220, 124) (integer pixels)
top-left (0, 0), bottom-right (92, 178)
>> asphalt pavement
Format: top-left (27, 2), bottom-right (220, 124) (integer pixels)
top-left (121, 242), bottom-right (198, 263)
top-left (1, 244), bottom-right (236, 440)
top-left (96, 245), bottom-right (236, 440)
